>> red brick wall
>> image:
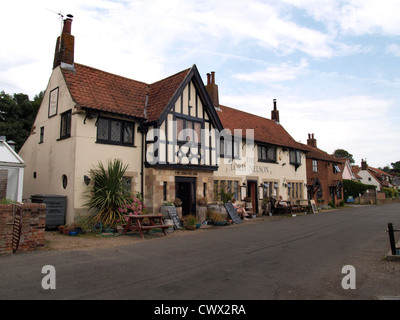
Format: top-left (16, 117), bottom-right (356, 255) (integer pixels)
top-left (0, 204), bottom-right (46, 254)
top-left (306, 158), bottom-right (343, 206)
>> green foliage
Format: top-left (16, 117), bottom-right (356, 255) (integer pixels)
top-left (183, 214), bottom-right (197, 226)
top-left (0, 198), bottom-right (17, 204)
top-left (334, 149), bottom-right (354, 164)
top-left (84, 159), bottom-right (132, 228)
top-left (390, 161), bottom-right (400, 174)
top-left (0, 91), bottom-right (43, 151)
top-left (343, 179), bottom-right (376, 199)
top-left (219, 187), bottom-right (235, 203)
top-left (381, 187), bottom-right (399, 199)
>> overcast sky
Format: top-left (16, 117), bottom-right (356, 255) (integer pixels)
top-left (1, 0), bottom-right (400, 168)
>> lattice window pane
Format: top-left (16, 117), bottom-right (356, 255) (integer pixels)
top-left (123, 123), bottom-right (133, 144)
top-left (97, 118), bottom-right (109, 140)
top-left (111, 120), bottom-right (121, 142)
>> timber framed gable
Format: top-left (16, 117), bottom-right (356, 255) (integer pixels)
top-left (145, 65), bottom-right (223, 171)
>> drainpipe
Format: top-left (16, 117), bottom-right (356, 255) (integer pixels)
top-left (139, 121), bottom-right (148, 198)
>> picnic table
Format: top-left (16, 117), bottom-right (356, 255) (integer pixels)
top-left (123, 214), bottom-right (169, 239)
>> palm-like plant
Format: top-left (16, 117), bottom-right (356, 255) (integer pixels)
top-left (85, 159), bottom-right (132, 228)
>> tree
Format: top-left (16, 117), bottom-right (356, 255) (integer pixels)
top-left (0, 91), bottom-right (43, 152)
top-left (334, 149), bottom-right (355, 164)
top-left (391, 161), bottom-right (400, 174)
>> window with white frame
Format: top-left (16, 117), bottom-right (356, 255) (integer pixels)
top-left (312, 160), bottom-right (318, 172)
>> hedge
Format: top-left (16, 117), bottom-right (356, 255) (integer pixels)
top-left (343, 179), bottom-right (376, 199)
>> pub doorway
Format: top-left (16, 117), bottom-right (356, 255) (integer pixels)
top-left (175, 177), bottom-right (196, 216)
top-left (247, 180), bottom-right (258, 214)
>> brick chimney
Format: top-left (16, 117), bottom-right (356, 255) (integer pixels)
top-left (53, 14), bottom-right (75, 69)
top-left (205, 71), bottom-right (219, 108)
top-left (271, 99), bottom-right (280, 123)
top-left (361, 159), bottom-right (368, 170)
top-left (307, 133), bottom-right (317, 147)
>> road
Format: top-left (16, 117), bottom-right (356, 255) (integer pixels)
top-left (1, 203), bottom-right (399, 301)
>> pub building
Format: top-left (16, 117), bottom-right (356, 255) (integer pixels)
top-left (19, 16), bottom-right (308, 224)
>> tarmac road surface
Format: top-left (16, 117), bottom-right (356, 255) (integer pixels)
top-left (1, 203), bottom-right (399, 301)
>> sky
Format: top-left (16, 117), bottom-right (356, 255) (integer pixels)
top-left (1, 0), bottom-right (400, 169)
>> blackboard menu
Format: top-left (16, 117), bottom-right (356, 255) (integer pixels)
top-left (310, 200), bottom-right (317, 213)
top-left (167, 206), bottom-right (182, 229)
top-left (224, 203), bottom-right (243, 224)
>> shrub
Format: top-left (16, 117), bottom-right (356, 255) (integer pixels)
top-left (183, 215), bottom-right (197, 226)
top-left (343, 179), bottom-right (376, 199)
top-left (382, 187), bottom-right (399, 199)
top-left (84, 159), bottom-right (132, 228)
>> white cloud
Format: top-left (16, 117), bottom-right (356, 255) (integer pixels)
top-left (233, 58), bottom-right (309, 83)
top-left (283, 0), bottom-right (400, 36)
top-left (386, 44), bottom-right (400, 57)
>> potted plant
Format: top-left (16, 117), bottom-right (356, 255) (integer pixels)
top-left (197, 197), bottom-right (207, 207)
top-left (183, 214), bottom-right (197, 230)
top-left (174, 198), bottom-right (182, 207)
top-left (160, 201), bottom-right (174, 218)
top-left (209, 210), bottom-right (227, 226)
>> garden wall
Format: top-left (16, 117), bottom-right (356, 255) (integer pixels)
top-left (0, 204), bottom-right (46, 254)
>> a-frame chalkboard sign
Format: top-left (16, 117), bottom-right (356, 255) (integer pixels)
top-left (167, 206), bottom-right (182, 229)
top-left (224, 203), bottom-right (243, 224)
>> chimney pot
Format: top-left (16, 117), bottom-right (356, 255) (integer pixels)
top-left (271, 99), bottom-right (280, 123)
top-left (62, 15), bottom-right (73, 34)
top-left (307, 133), bottom-right (317, 147)
top-left (205, 71), bottom-right (219, 108)
top-left (53, 14), bottom-right (75, 69)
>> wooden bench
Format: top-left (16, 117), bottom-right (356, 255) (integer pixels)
top-left (123, 214), bottom-right (169, 239)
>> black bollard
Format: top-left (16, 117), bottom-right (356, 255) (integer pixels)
top-left (388, 223), bottom-right (397, 255)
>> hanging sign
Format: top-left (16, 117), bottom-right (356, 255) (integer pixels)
top-left (12, 206), bottom-right (23, 253)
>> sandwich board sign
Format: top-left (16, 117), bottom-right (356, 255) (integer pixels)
top-left (224, 203), bottom-right (243, 224)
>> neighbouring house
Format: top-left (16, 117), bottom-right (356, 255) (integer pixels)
top-left (213, 98), bottom-right (308, 213)
top-left (0, 138), bottom-right (25, 203)
top-left (19, 16), bottom-right (308, 224)
top-left (302, 134), bottom-right (344, 206)
top-left (355, 159), bottom-right (393, 191)
top-left (392, 176), bottom-right (400, 191)
top-left (350, 165), bottom-right (362, 182)
top-left (337, 158), bottom-right (358, 181)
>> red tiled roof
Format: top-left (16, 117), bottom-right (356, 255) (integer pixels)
top-left (301, 143), bottom-right (344, 163)
top-left (368, 166), bottom-right (393, 178)
top-left (217, 105), bottom-right (308, 151)
top-left (351, 165), bottom-right (362, 179)
top-left (146, 68), bottom-right (191, 122)
top-left (61, 63), bottom-right (190, 121)
top-left (62, 63), bottom-right (149, 118)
